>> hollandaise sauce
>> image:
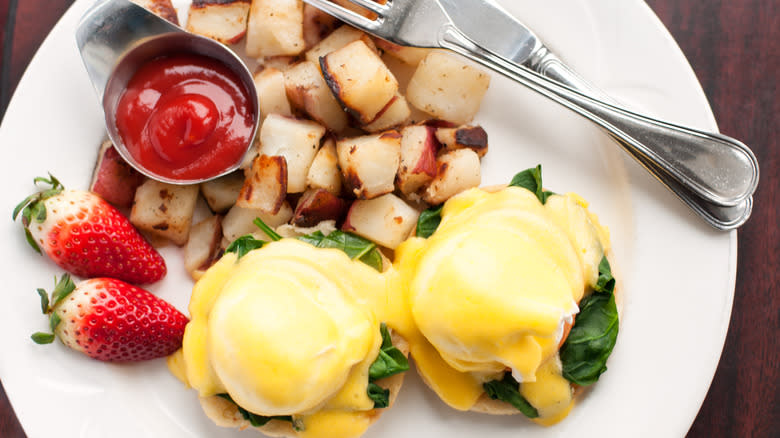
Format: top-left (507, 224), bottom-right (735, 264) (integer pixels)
top-left (394, 187), bottom-right (612, 425)
top-left (169, 185), bottom-right (614, 434)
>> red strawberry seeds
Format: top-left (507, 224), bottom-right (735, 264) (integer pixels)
top-left (33, 275), bottom-right (188, 362)
top-left (14, 175), bottom-right (166, 284)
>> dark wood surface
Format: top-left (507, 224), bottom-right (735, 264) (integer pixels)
top-left (0, 1), bottom-right (777, 437)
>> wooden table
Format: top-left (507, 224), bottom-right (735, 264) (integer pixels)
top-left (0, 1), bottom-right (776, 437)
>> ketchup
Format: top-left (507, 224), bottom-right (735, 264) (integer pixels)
top-left (115, 54), bottom-right (254, 180)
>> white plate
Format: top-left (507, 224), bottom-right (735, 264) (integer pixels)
top-left (0, 0), bottom-right (735, 437)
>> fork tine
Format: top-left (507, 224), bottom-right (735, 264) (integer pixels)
top-left (303, 0), bottom-right (379, 30)
top-left (338, 0), bottom-right (388, 16)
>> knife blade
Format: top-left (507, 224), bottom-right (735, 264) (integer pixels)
top-left (436, 0), bottom-right (543, 65)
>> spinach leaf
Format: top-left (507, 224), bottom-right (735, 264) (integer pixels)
top-left (216, 394), bottom-right (295, 428)
top-left (482, 373), bottom-right (539, 418)
top-left (225, 235), bottom-right (265, 259)
top-left (560, 256), bottom-right (619, 385)
top-left (593, 255), bottom-right (616, 295)
top-left (416, 205), bottom-right (443, 238)
top-left (367, 383), bottom-right (389, 408)
top-left (297, 231), bottom-right (383, 272)
top-left (369, 323), bottom-right (410, 381)
top-left (509, 165), bottom-right (555, 204)
top-left (366, 323), bottom-right (409, 408)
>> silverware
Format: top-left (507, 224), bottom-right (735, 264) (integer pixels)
top-left (302, 0), bottom-right (759, 230)
top-left (75, 0), bottom-right (259, 185)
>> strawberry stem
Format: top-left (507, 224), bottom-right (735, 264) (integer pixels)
top-left (31, 332), bottom-right (55, 344)
top-left (31, 273), bottom-right (75, 345)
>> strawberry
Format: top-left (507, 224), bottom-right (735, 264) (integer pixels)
top-left (32, 274), bottom-right (188, 362)
top-left (13, 174), bottom-right (166, 284)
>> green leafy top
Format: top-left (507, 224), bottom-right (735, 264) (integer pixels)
top-left (366, 323), bottom-right (409, 408)
top-left (31, 273), bottom-right (76, 345)
top-left (298, 230), bottom-right (383, 272)
top-left (224, 219), bottom-right (384, 272)
top-left (483, 373), bottom-right (539, 418)
top-left (559, 256), bottom-right (619, 385)
top-left (12, 174), bottom-right (64, 253)
top-left (509, 165), bottom-right (555, 204)
top-left (224, 235), bottom-right (265, 259)
top-left (216, 394), bottom-right (300, 430)
top-left (416, 205), bottom-right (443, 238)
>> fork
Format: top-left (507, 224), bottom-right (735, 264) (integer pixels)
top-left (302, 0), bottom-right (759, 230)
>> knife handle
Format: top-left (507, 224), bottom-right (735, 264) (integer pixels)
top-left (439, 26), bottom-right (759, 229)
top-left (525, 46), bottom-right (608, 101)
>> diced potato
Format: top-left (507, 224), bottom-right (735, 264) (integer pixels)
top-left (236, 154), bottom-right (287, 214)
top-left (246, 0), bottom-right (304, 58)
top-left (304, 26), bottom-right (378, 66)
top-left (302, 3), bottom-right (340, 49)
top-left (373, 39), bottom-right (430, 65)
top-left (186, 0), bottom-right (251, 44)
top-left (222, 202), bottom-right (293, 242)
top-left (292, 188), bottom-right (347, 227)
top-left (337, 131), bottom-right (401, 199)
top-left (435, 125), bottom-right (489, 157)
top-left (200, 171), bottom-right (244, 213)
top-left (397, 125), bottom-right (438, 195)
top-left (131, 0), bottom-right (179, 24)
top-left (306, 138), bottom-right (342, 195)
top-left (183, 215), bottom-right (223, 279)
top-left (254, 67), bottom-right (292, 120)
top-left (130, 180), bottom-right (200, 246)
top-left (284, 61), bottom-right (348, 132)
top-left (407, 52), bottom-right (490, 124)
top-left (90, 140), bottom-right (146, 208)
top-left (256, 56), bottom-right (299, 72)
top-left (321, 40), bottom-right (398, 123)
top-left (423, 148), bottom-right (481, 205)
top-left (342, 193), bottom-right (420, 249)
top-left (258, 114), bottom-right (326, 193)
top-left (362, 94), bottom-right (411, 132)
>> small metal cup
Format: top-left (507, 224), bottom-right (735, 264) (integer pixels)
top-left (76, 0), bottom-right (259, 184)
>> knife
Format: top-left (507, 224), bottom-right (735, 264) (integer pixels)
top-left (436, 0), bottom-right (754, 228)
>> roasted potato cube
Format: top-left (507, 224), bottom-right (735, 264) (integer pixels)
top-left (256, 55), bottom-right (299, 72)
top-left (90, 140), bottom-right (146, 209)
top-left (407, 52), bottom-right (490, 124)
top-left (397, 125), bottom-right (438, 195)
top-left (304, 25), bottom-right (378, 66)
top-left (183, 215), bottom-right (223, 279)
top-left (222, 201), bottom-right (293, 242)
top-left (186, 0), bottom-right (251, 44)
top-left (131, 0), bottom-right (179, 24)
top-left (321, 40), bottom-right (398, 124)
top-left (337, 131), bottom-right (401, 199)
top-left (246, 0), bottom-right (304, 57)
top-left (435, 125), bottom-right (489, 157)
top-left (342, 193), bottom-right (420, 249)
top-left (130, 180), bottom-right (199, 246)
top-left (200, 171), bottom-right (244, 213)
top-left (258, 114), bottom-right (326, 193)
top-left (302, 3), bottom-right (340, 49)
top-left (254, 67), bottom-right (292, 120)
top-left (284, 61), bottom-right (348, 132)
top-left (373, 39), bottom-right (430, 65)
top-left (362, 94), bottom-right (411, 133)
top-left (292, 188), bottom-right (348, 227)
top-left (236, 154), bottom-right (287, 214)
top-left (306, 138), bottom-right (342, 195)
top-left (423, 148), bottom-right (481, 205)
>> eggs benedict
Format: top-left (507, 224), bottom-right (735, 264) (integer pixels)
top-left (394, 178), bottom-right (619, 425)
top-left (168, 238), bottom-right (410, 438)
